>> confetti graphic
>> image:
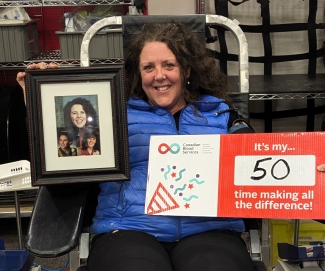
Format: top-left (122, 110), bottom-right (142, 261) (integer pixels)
top-left (175, 168), bottom-right (186, 182)
top-left (183, 195), bottom-right (199, 201)
top-left (174, 184), bottom-right (187, 195)
top-left (189, 178), bottom-right (205, 185)
top-left (147, 164), bottom-right (206, 214)
top-left (163, 165), bottom-right (171, 180)
top-left (147, 182), bottom-right (180, 215)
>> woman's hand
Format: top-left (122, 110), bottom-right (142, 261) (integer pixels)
top-left (317, 164), bottom-right (325, 172)
top-left (16, 62), bottom-right (58, 104)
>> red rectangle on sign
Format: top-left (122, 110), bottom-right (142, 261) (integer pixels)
top-left (218, 132), bottom-right (325, 219)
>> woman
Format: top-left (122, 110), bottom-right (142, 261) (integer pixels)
top-left (63, 97), bottom-right (98, 147)
top-left (17, 22), bottom-right (255, 270)
top-left (63, 97), bottom-right (98, 133)
top-left (57, 131), bottom-right (77, 157)
top-left (87, 22), bottom-right (256, 271)
top-left (80, 128), bottom-right (100, 155)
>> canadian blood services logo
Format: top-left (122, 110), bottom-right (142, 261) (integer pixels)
top-left (158, 143), bottom-right (181, 154)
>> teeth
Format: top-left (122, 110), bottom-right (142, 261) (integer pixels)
top-left (157, 86), bottom-right (169, 91)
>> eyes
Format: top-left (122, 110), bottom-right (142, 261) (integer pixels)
top-left (87, 136), bottom-right (96, 142)
top-left (142, 62), bottom-right (177, 72)
top-left (71, 110), bottom-right (86, 116)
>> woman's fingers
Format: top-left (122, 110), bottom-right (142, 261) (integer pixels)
top-left (317, 164), bottom-right (325, 172)
top-left (16, 72), bottom-right (26, 88)
top-left (16, 71), bottom-right (27, 104)
top-left (49, 62), bottom-right (59, 69)
top-left (17, 62), bottom-right (58, 105)
top-left (26, 62), bottom-right (48, 70)
top-left (26, 62), bottom-right (58, 70)
top-left (16, 71), bottom-right (26, 84)
top-left (37, 62), bottom-right (48, 70)
top-left (17, 62), bottom-right (50, 89)
top-left (26, 63), bottom-right (37, 70)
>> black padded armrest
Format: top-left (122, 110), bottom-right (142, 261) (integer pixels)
top-left (229, 92), bottom-right (250, 120)
top-left (243, 218), bottom-right (259, 231)
top-left (25, 185), bottom-right (88, 257)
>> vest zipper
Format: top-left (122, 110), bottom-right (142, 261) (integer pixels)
top-left (172, 108), bottom-right (182, 239)
top-left (176, 217), bottom-right (181, 241)
top-left (214, 107), bottom-right (238, 116)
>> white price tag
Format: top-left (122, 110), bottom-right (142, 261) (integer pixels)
top-left (234, 155), bottom-right (315, 186)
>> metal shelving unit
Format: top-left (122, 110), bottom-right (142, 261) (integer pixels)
top-left (0, 0), bottom-right (41, 7)
top-left (0, 0), bottom-right (131, 7)
top-left (249, 93), bottom-right (325, 101)
top-left (227, 74), bottom-right (325, 101)
top-left (0, 51), bottom-right (124, 69)
top-left (0, 0), bottom-right (130, 73)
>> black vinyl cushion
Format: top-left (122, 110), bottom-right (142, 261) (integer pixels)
top-left (254, 260), bottom-right (268, 271)
top-left (25, 185), bottom-right (88, 257)
top-left (75, 260), bottom-right (267, 270)
top-left (77, 265), bottom-right (88, 271)
top-left (122, 15), bottom-right (206, 57)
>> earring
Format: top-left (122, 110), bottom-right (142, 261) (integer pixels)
top-left (187, 80), bottom-right (190, 85)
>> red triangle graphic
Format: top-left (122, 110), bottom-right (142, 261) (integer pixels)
top-left (147, 182), bottom-right (180, 215)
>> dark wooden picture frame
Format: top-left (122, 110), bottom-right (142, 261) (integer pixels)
top-left (25, 66), bottom-right (130, 186)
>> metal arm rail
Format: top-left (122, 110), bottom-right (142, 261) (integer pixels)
top-left (80, 15), bottom-right (249, 93)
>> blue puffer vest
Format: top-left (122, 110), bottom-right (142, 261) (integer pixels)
top-left (91, 95), bottom-right (245, 242)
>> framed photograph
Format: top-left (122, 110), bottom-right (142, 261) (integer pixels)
top-left (25, 66), bottom-right (130, 186)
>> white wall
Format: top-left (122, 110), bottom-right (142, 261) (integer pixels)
top-left (147, 0), bottom-right (197, 15)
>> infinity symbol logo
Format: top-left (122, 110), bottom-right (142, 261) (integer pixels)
top-left (158, 143), bottom-right (180, 154)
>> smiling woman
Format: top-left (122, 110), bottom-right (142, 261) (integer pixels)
top-left (139, 42), bottom-right (187, 114)
top-left (62, 96), bottom-right (99, 148)
top-left (70, 104), bottom-right (87, 129)
top-left (57, 130), bottom-right (77, 157)
top-left (87, 21), bottom-right (256, 271)
top-left (80, 127), bottom-right (100, 156)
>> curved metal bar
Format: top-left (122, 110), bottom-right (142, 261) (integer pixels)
top-left (80, 16), bottom-right (122, 67)
top-left (80, 15), bottom-right (249, 94)
top-left (206, 15), bottom-right (249, 93)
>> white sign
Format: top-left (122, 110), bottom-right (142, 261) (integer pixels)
top-left (145, 135), bottom-right (221, 217)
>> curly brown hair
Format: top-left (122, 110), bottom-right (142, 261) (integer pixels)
top-left (124, 21), bottom-right (231, 105)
